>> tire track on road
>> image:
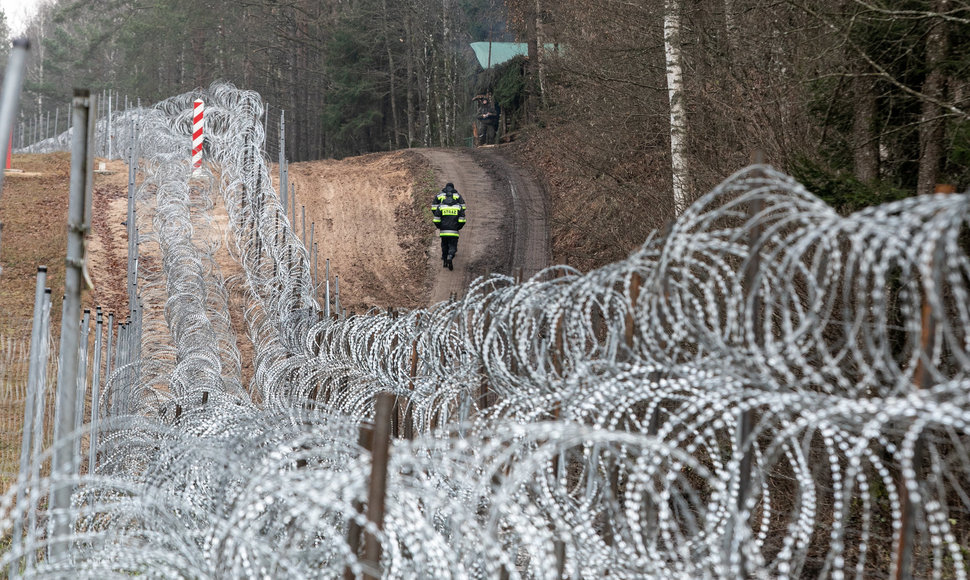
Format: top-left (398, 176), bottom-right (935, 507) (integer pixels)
top-left (419, 147), bottom-right (549, 305)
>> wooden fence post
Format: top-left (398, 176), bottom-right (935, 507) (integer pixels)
top-left (362, 392), bottom-right (395, 579)
top-left (624, 272), bottom-right (642, 351)
top-left (345, 419), bottom-right (374, 580)
top-left (405, 337), bottom-right (418, 440)
top-left (554, 539), bottom-right (566, 578)
top-left (893, 183), bottom-right (951, 580)
top-left (729, 151), bottom-right (765, 576)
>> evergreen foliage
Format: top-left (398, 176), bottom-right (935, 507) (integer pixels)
top-left (16, 0), bottom-right (493, 160)
top-left (0, 10), bottom-right (10, 67)
top-left (497, 0), bottom-right (969, 270)
top-left (805, 0), bottom-right (967, 194)
top-left (322, 24), bottom-right (384, 157)
top-left (489, 55), bottom-right (526, 133)
top-left (789, 157), bottom-right (911, 215)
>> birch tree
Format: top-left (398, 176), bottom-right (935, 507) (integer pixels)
top-left (663, 0), bottom-right (688, 214)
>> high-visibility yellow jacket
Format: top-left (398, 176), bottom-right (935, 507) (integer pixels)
top-left (431, 185), bottom-right (466, 237)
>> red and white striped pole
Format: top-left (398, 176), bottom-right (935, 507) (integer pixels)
top-left (192, 99), bottom-right (204, 171)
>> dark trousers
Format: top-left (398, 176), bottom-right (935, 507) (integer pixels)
top-left (440, 236), bottom-right (458, 260)
top-left (476, 119), bottom-right (498, 145)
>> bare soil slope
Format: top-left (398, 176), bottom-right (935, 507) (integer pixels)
top-left (280, 150), bottom-right (432, 313)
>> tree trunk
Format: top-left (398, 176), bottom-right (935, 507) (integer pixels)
top-left (381, 0), bottom-right (401, 148)
top-left (852, 74), bottom-right (879, 183)
top-left (523, 1), bottom-right (538, 123)
top-left (534, 0), bottom-right (546, 107)
top-left (917, 1), bottom-right (950, 196)
top-left (441, 0), bottom-right (451, 146)
top-left (664, 0), bottom-right (689, 214)
top-left (723, 0), bottom-right (740, 60)
top-left (405, 10), bottom-right (416, 148)
top-left (193, 27), bottom-right (207, 87)
top-left (424, 36), bottom-right (432, 147)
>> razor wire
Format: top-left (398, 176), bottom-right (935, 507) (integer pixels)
top-left (0, 82), bottom-right (968, 578)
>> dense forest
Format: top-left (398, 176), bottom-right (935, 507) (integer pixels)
top-left (11, 0), bottom-right (512, 160)
top-left (6, 0), bottom-right (970, 269)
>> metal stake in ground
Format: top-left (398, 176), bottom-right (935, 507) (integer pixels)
top-left (73, 310), bottom-right (92, 461)
top-left (103, 313), bottom-right (115, 417)
top-left (279, 110), bottom-right (287, 208)
top-left (48, 88), bottom-right (97, 562)
top-left (89, 307), bottom-right (104, 472)
top-left (25, 288), bottom-right (53, 570)
top-left (9, 265), bottom-right (48, 577)
top-left (0, 38), bottom-right (31, 266)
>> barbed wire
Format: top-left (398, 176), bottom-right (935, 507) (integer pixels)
top-left (1, 83), bottom-right (968, 578)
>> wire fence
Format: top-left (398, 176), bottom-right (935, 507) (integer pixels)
top-left (15, 90), bottom-right (154, 160)
top-left (0, 334), bottom-right (57, 489)
top-left (0, 82), bottom-right (968, 578)
top-left (0, 335), bottom-right (33, 482)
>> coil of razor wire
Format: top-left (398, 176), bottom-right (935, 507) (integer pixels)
top-left (1, 82), bottom-right (968, 578)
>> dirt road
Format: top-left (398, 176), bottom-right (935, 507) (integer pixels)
top-left (420, 147), bottom-right (549, 304)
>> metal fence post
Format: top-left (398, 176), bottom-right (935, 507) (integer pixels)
top-left (405, 333), bottom-right (419, 440)
top-left (73, 310), bottom-right (91, 462)
top-left (325, 259), bottom-right (331, 319)
top-left (0, 38), bottom-right (31, 260)
top-left (290, 182), bottom-right (296, 230)
top-left (127, 119), bottom-right (138, 311)
top-left (624, 272), bottom-right (641, 352)
top-left (9, 266), bottom-right (48, 577)
top-left (113, 323), bottom-right (125, 416)
top-left (88, 307), bottom-right (104, 472)
top-left (279, 110), bottom-right (287, 209)
top-left (730, 153), bottom-right (765, 576)
top-left (263, 101), bottom-right (269, 156)
top-left (103, 312), bottom-right (115, 417)
top-left (26, 287), bottom-right (53, 569)
top-left (107, 90), bottom-right (112, 159)
top-left (118, 322), bottom-right (129, 415)
top-left (48, 88), bottom-right (97, 561)
top-left (335, 275), bottom-right (341, 320)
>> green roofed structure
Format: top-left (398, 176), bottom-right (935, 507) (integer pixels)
top-left (470, 42), bottom-right (528, 69)
top-left (470, 42), bottom-right (561, 69)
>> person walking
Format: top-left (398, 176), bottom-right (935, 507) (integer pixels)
top-left (431, 182), bottom-right (466, 270)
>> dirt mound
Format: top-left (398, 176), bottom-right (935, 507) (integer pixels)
top-left (279, 150), bottom-right (435, 314)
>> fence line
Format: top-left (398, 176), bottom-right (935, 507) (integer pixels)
top-left (0, 333), bottom-right (58, 485)
top-left (0, 83), bottom-right (968, 578)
